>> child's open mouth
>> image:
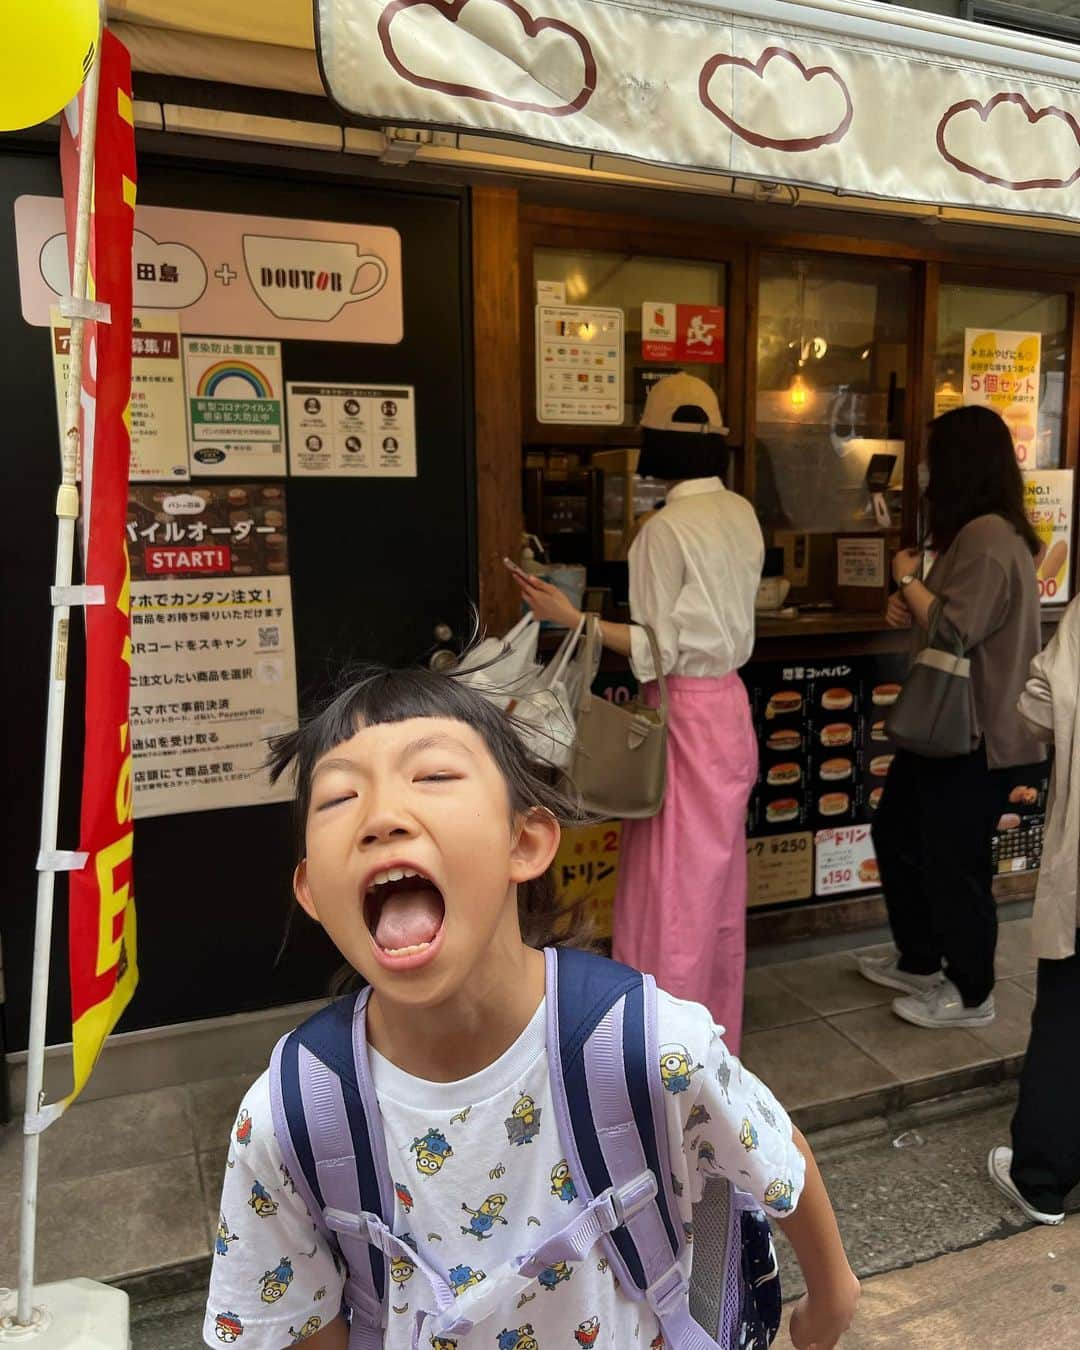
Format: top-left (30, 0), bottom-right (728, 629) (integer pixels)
top-left (364, 866), bottom-right (446, 969)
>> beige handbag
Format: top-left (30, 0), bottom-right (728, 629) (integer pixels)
top-left (568, 615), bottom-right (669, 819)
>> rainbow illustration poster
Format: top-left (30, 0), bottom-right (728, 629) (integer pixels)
top-left (183, 336), bottom-right (285, 476)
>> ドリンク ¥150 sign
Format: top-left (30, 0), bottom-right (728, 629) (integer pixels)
top-left (15, 197), bottom-right (403, 343)
top-left (317, 0), bottom-right (1080, 223)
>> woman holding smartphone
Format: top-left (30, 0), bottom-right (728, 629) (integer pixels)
top-left (512, 373), bottom-right (764, 1052)
top-left (860, 405), bottom-right (1045, 1030)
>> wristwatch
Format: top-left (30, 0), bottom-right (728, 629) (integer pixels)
top-left (898, 572), bottom-right (918, 588)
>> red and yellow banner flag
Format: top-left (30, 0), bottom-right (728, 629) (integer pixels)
top-left (60, 30), bottom-right (138, 1108)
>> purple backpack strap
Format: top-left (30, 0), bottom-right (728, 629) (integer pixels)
top-left (544, 946), bottom-right (724, 1350)
top-left (269, 991), bottom-right (461, 1350)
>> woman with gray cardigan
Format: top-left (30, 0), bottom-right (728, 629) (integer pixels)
top-left (989, 593), bottom-right (1080, 1225)
top-left (858, 406), bottom-right (1044, 1029)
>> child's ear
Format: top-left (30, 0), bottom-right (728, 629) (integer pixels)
top-left (509, 808), bottom-right (561, 883)
top-left (293, 859), bottom-right (321, 924)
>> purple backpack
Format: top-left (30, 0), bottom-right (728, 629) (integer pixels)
top-left (268, 946), bottom-right (781, 1349)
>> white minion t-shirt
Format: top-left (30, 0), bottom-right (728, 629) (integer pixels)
top-left (203, 992), bottom-right (804, 1349)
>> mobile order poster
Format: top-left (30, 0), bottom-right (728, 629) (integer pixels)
top-left (126, 483), bottom-right (298, 818)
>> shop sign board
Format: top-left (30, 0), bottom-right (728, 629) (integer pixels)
top-left (1023, 469), bottom-right (1073, 605)
top-left (16, 195), bottom-right (403, 343)
top-left (286, 382), bottom-right (417, 477)
top-left (536, 304), bottom-right (624, 424)
top-left (962, 328), bottom-right (1041, 465)
top-left (126, 483), bottom-right (297, 819)
top-left (318, 0), bottom-right (1080, 225)
top-left (183, 337), bottom-right (285, 476)
top-left (51, 308), bottom-right (189, 481)
top-left (552, 820), bottom-right (620, 941)
top-left (641, 302), bottom-right (725, 363)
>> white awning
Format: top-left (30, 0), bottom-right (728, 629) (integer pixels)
top-left (314, 0), bottom-right (1080, 221)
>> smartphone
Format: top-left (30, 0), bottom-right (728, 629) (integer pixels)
top-left (502, 555), bottom-right (532, 582)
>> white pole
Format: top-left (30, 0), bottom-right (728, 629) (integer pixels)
top-left (16, 38), bottom-right (103, 1330)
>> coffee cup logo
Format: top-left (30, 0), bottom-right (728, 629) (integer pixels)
top-left (242, 234), bottom-right (389, 322)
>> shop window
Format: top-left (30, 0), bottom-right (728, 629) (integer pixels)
top-left (754, 253), bottom-right (911, 535)
top-left (533, 248), bottom-right (727, 429)
top-left (934, 282), bottom-right (1068, 469)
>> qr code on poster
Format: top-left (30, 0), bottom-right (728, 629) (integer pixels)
top-left (257, 625), bottom-right (281, 650)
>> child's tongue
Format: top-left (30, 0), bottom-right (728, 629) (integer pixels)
top-left (374, 886), bottom-right (443, 951)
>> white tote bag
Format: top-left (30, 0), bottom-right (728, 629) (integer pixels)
top-left (511, 615), bottom-right (586, 770)
top-left (455, 612), bottom-right (541, 710)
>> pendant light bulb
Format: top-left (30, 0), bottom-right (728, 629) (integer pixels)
top-left (789, 371), bottom-right (809, 410)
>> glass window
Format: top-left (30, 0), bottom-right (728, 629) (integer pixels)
top-left (534, 248), bottom-right (727, 428)
top-left (754, 253), bottom-right (911, 535)
top-left (934, 283), bottom-right (1069, 468)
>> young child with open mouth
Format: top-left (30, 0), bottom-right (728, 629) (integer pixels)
top-left (203, 665), bottom-right (858, 1350)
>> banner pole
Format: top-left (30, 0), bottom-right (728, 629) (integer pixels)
top-left (16, 38), bottom-right (103, 1330)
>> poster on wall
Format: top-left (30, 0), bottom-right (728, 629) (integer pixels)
top-left (183, 337), bottom-right (285, 476)
top-left (51, 308), bottom-right (189, 480)
top-left (1023, 469), bottom-right (1073, 605)
top-left (815, 825), bottom-right (879, 897)
top-left (286, 382), bottom-right (417, 477)
top-left (126, 483), bottom-right (297, 818)
top-left (536, 305), bottom-right (624, 424)
top-left (641, 302), bottom-right (725, 363)
top-left (16, 196), bottom-right (403, 344)
top-left (962, 328), bottom-right (1041, 465)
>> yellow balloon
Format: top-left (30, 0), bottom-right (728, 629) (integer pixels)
top-left (1, 0), bottom-right (100, 133)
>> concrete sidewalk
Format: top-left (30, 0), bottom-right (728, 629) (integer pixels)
top-left (790, 1221), bottom-right (1080, 1348)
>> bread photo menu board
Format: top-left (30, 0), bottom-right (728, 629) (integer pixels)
top-left (743, 652), bottom-right (1051, 904)
top-left (743, 654), bottom-right (907, 903)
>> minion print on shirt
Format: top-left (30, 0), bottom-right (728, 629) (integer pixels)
top-left (215, 1217), bottom-right (239, 1256)
top-left (460, 1192), bottom-right (510, 1239)
top-left (258, 1257), bottom-right (294, 1304)
top-left (549, 1160), bottom-right (577, 1205)
top-left (496, 1325), bottom-right (540, 1350)
top-left (288, 1316), bottom-right (322, 1343)
top-left (412, 1128), bottom-right (454, 1178)
top-left (504, 1092), bottom-right (542, 1146)
top-left (213, 1311), bottom-right (244, 1343)
top-left (574, 1316), bottom-right (600, 1346)
top-left (248, 1180), bottom-right (278, 1218)
top-left (659, 1045), bottom-right (702, 1094)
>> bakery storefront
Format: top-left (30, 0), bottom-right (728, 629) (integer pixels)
top-left (5, 0), bottom-right (1080, 1090)
top-left (369, 0), bottom-right (1080, 943)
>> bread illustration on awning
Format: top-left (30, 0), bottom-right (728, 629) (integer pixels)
top-left (698, 45), bottom-right (853, 151)
top-left (376, 0), bottom-right (596, 116)
top-left (936, 92), bottom-right (1080, 190)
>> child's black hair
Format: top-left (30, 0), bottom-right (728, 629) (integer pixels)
top-left (267, 662), bottom-right (591, 955)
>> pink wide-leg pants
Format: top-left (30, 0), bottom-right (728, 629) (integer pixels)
top-left (612, 673), bottom-right (757, 1053)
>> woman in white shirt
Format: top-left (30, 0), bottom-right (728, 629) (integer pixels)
top-left (515, 373), bottom-right (764, 1051)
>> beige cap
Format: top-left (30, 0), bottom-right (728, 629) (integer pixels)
top-left (640, 372), bottom-right (728, 435)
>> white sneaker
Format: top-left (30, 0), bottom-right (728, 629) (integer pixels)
top-left (987, 1146), bottom-right (1064, 1225)
top-left (856, 953), bottom-right (943, 997)
top-left (891, 977), bottom-right (995, 1028)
